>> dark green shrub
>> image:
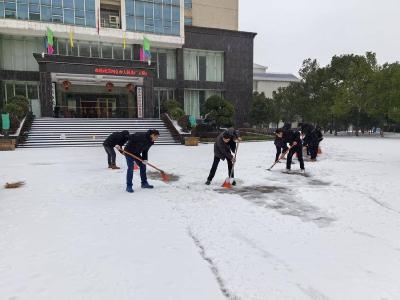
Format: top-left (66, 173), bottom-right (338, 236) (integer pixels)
top-left (204, 95), bottom-right (234, 128)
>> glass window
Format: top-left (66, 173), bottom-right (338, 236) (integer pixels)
top-left (30, 12), bottom-right (40, 20)
top-left (29, 3), bottom-right (39, 12)
top-left (6, 84), bottom-right (14, 99)
top-left (63, 0), bottom-right (73, 9)
top-left (184, 17), bottom-right (192, 25)
top-left (163, 5), bottom-right (171, 21)
top-left (52, 6), bottom-right (62, 15)
top-left (52, 14), bottom-right (62, 22)
top-left (15, 84), bottom-right (27, 97)
top-left (74, 0), bottom-right (83, 9)
top-left (69, 44), bottom-right (78, 56)
top-left (113, 46), bottom-right (123, 60)
top-left (172, 21), bottom-right (179, 35)
top-left (52, 0), bottom-right (62, 7)
top-left (41, 6), bottom-right (51, 21)
top-left (85, 0), bottom-right (95, 10)
top-left (5, 10), bottom-right (16, 19)
top-left (79, 43), bottom-right (90, 57)
top-left (57, 40), bottom-right (67, 55)
top-left (91, 43), bottom-right (100, 57)
top-left (172, 6), bottom-right (179, 21)
top-left (63, 8), bottom-right (74, 23)
top-left (27, 84), bottom-right (39, 99)
top-left (17, 3), bottom-right (28, 19)
top-left (102, 44), bottom-right (112, 59)
top-left (126, 0), bottom-right (134, 15)
top-left (144, 2), bottom-right (153, 19)
top-left (154, 3), bottom-right (161, 18)
top-left (0, 3), bottom-right (4, 18)
top-left (154, 19), bottom-right (163, 34)
top-left (5, 2), bottom-right (16, 11)
top-left (135, 1), bottom-right (144, 17)
top-left (41, 0), bottom-right (51, 5)
top-left (136, 17), bottom-right (144, 31)
top-left (74, 9), bottom-right (84, 17)
top-left (29, 0), bottom-right (39, 3)
top-left (126, 15), bottom-right (134, 30)
top-left (124, 47), bottom-right (132, 60)
top-left (75, 17), bottom-right (84, 25)
top-left (85, 10), bottom-right (95, 27)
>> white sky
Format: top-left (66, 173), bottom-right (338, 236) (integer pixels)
top-left (239, 0), bottom-right (400, 75)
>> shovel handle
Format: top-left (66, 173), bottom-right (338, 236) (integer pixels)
top-left (117, 148), bottom-right (166, 174)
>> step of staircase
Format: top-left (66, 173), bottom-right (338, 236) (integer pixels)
top-left (20, 118), bottom-right (180, 148)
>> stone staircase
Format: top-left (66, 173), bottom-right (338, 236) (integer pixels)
top-left (19, 118), bottom-right (180, 148)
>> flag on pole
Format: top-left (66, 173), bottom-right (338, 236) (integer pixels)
top-left (141, 36), bottom-right (151, 64)
top-left (69, 30), bottom-right (74, 48)
top-left (47, 27), bottom-right (54, 55)
top-left (123, 32), bottom-right (126, 49)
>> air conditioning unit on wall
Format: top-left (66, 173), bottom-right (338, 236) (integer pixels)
top-left (109, 15), bottom-right (120, 28)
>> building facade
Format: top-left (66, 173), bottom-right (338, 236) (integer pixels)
top-left (0, 0), bottom-right (254, 125)
top-left (184, 0), bottom-right (238, 30)
top-left (253, 63), bottom-right (299, 98)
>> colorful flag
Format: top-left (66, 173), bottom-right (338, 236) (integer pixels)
top-left (123, 32), bottom-right (126, 49)
top-left (69, 30), bottom-right (74, 48)
top-left (141, 36), bottom-right (151, 63)
top-left (47, 27), bottom-right (54, 55)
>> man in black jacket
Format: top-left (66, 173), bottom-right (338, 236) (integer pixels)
top-left (205, 130), bottom-right (238, 186)
top-left (124, 129), bottom-right (160, 193)
top-left (103, 130), bottom-right (130, 169)
top-left (285, 127), bottom-right (305, 172)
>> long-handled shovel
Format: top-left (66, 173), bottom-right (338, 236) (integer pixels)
top-left (267, 145), bottom-right (293, 171)
top-left (117, 148), bottom-right (170, 182)
top-left (222, 142), bottom-right (240, 189)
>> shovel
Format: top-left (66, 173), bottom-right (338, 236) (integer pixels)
top-left (117, 148), bottom-right (170, 182)
top-left (222, 142), bottom-right (240, 189)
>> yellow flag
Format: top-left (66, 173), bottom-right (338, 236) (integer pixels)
top-left (123, 32), bottom-right (126, 49)
top-left (69, 30), bottom-right (74, 48)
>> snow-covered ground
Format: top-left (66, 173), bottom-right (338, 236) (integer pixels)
top-left (1, 137), bottom-right (400, 300)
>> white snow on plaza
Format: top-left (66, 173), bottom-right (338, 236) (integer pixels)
top-left (1, 137), bottom-right (400, 300)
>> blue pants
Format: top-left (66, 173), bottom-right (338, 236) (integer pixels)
top-left (126, 155), bottom-right (148, 187)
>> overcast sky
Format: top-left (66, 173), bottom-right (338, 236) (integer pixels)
top-left (239, 0), bottom-right (400, 75)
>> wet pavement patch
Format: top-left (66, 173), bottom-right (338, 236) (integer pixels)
top-left (216, 184), bottom-right (335, 227)
top-left (147, 171), bottom-right (180, 182)
top-left (308, 179), bottom-right (331, 186)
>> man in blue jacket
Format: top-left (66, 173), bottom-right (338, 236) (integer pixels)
top-left (124, 129), bottom-right (160, 193)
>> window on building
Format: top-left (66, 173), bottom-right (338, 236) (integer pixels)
top-left (184, 49), bottom-right (224, 82)
top-left (184, 90), bottom-right (222, 118)
top-left (113, 45), bottom-right (124, 60)
top-left (154, 88), bottom-right (175, 118)
top-left (184, 0), bottom-right (192, 9)
top-left (126, 0), bottom-right (180, 36)
top-left (0, 0), bottom-right (95, 26)
top-left (4, 81), bottom-right (40, 103)
top-left (184, 17), bottom-right (192, 25)
top-left (79, 43), bottom-right (91, 57)
top-left (102, 44), bottom-right (113, 59)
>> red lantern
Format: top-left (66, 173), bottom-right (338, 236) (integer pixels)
top-left (106, 82), bottom-right (114, 92)
top-left (62, 80), bottom-right (71, 91)
top-left (126, 83), bottom-right (135, 93)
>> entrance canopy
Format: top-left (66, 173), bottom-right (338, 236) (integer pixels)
top-left (51, 73), bottom-right (144, 86)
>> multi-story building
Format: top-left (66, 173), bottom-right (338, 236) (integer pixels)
top-left (253, 63), bottom-right (299, 98)
top-left (0, 0), bottom-right (254, 125)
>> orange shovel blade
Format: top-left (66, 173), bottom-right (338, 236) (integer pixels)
top-left (161, 172), bottom-right (170, 182)
top-left (221, 179), bottom-right (233, 189)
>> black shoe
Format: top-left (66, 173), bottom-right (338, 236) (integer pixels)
top-left (232, 181), bottom-right (237, 186)
top-left (205, 180), bottom-right (211, 185)
top-left (141, 182), bottom-right (154, 189)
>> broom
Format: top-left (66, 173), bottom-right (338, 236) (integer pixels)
top-left (267, 145), bottom-right (293, 171)
top-left (4, 181), bottom-right (25, 189)
top-left (118, 148), bottom-right (170, 182)
top-left (222, 142), bottom-right (240, 189)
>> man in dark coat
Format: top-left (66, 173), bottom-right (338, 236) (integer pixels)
top-left (124, 129), bottom-right (160, 193)
top-left (205, 130), bottom-right (238, 186)
top-left (103, 130), bottom-right (130, 169)
top-left (274, 128), bottom-right (287, 162)
top-left (285, 127), bottom-right (305, 172)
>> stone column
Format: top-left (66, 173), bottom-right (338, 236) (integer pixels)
top-left (39, 72), bottom-right (53, 117)
top-left (143, 77), bottom-right (154, 118)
